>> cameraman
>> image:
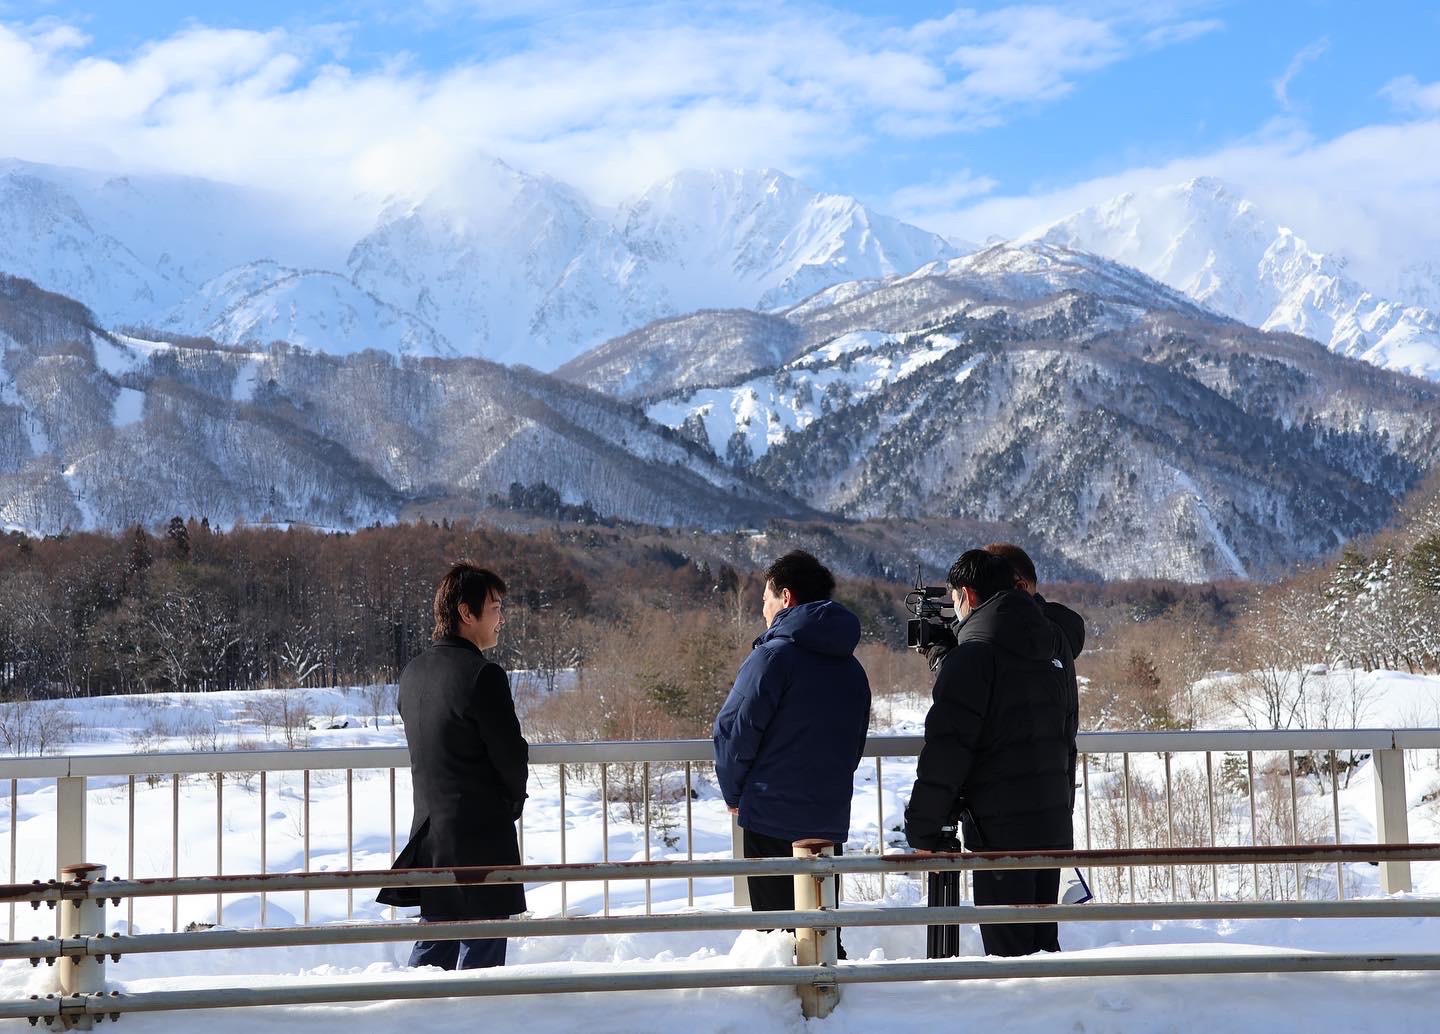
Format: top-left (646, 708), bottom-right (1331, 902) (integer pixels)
top-left (985, 542), bottom-right (1083, 805)
top-left (904, 549), bottom-right (1075, 956)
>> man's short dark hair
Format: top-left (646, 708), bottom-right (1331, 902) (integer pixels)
top-left (764, 550), bottom-right (835, 605)
top-left (985, 542), bottom-right (1038, 588)
top-left (947, 549), bottom-right (1017, 604)
top-left (432, 562), bottom-right (507, 641)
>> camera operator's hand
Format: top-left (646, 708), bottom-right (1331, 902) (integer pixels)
top-left (924, 624), bottom-right (958, 672)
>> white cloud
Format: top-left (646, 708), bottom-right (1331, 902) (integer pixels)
top-left (1140, 17), bottom-right (1223, 49)
top-left (1381, 75), bottom-right (1440, 115)
top-left (0, 3), bottom-right (1217, 210)
top-left (1271, 37), bottom-right (1329, 111)
top-left (926, 116), bottom-right (1440, 286)
top-left (888, 171), bottom-right (999, 234)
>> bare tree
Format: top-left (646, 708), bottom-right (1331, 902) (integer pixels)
top-left (1224, 582), bottom-right (1327, 729)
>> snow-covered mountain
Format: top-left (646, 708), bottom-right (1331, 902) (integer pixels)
top-left (636, 241), bottom-right (1440, 580)
top-left (0, 157), bottom-right (960, 369)
top-left (347, 163), bottom-right (962, 368)
top-left (554, 309), bottom-right (805, 401)
top-left (5, 246), bottom-right (1438, 580)
top-left (160, 261), bottom-right (453, 357)
top-left (616, 168), bottom-right (958, 313)
top-left (566, 240), bottom-right (1217, 402)
top-left (1031, 177), bottom-right (1440, 381)
top-left (0, 159), bottom-right (348, 326)
top-left (0, 273), bottom-right (807, 534)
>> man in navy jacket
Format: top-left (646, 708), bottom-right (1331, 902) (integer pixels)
top-left (713, 550), bottom-right (871, 949)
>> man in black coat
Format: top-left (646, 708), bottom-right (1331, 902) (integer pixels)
top-left (905, 549), bottom-right (1076, 957)
top-left (377, 563), bottom-right (528, 970)
top-left (984, 542), bottom-right (1085, 660)
top-left (985, 542), bottom-right (1084, 802)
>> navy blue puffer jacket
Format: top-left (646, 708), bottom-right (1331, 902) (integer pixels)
top-left (713, 600), bottom-right (871, 844)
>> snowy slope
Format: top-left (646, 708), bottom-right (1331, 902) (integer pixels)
top-left (0, 165), bottom-right (182, 323)
top-left (1033, 177), bottom-right (1440, 381)
top-left (161, 261), bottom-right (453, 356)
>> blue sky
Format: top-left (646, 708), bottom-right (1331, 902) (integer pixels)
top-left (1, 1), bottom-right (1437, 255)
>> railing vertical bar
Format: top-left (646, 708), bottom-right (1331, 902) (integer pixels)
top-left (171, 773), bottom-right (180, 933)
top-left (9, 777), bottom-right (17, 940)
top-left (260, 771), bottom-right (268, 927)
top-left (1082, 754), bottom-right (1092, 851)
top-left (1123, 753), bottom-right (1135, 902)
top-left (558, 764), bottom-right (568, 917)
top-left (388, 768), bottom-right (396, 921)
top-left (643, 763), bottom-right (652, 915)
top-left (303, 769), bottom-right (311, 925)
top-left (1288, 750), bottom-right (1301, 901)
top-left (1331, 753), bottom-right (1345, 901)
top-left (346, 769), bottom-right (354, 921)
top-left (215, 771), bottom-right (223, 925)
top-left (876, 756), bottom-right (885, 899)
top-left (1247, 751), bottom-right (1259, 900)
top-left (126, 774), bottom-right (135, 933)
top-left (601, 763), bottom-right (610, 917)
top-left (1165, 753), bottom-right (1175, 901)
top-left (1206, 752), bottom-right (1218, 901)
top-left (685, 762), bottom-right (694, 908)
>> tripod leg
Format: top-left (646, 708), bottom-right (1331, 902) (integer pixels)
top-left (944, 870), bottom-right (959, 956)
top-left (927, 869), bottom-right (962, 958)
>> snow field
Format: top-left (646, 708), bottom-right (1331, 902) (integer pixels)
top-left (2, 671), bottom-right (1440, 1031)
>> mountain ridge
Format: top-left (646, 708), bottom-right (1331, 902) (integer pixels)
top-left (1030, 176), bottom-right (1440, 381)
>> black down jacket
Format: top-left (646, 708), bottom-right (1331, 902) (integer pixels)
top-left (904, 589), bottom-right (1076, 852)
top-left (377, 636), bottom-right (529, 918)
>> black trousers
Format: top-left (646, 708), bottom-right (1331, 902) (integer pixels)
top-left (742, 829), bottom-right (847, 960)
top-left (409, 915), bottom-right (507, 970)
top-left (972, 867), bottom-right (1061, 956)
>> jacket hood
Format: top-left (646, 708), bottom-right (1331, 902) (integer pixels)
top-left (756, 600), bottom-right (862, 658)
top-left (1035, 594), bottom-right (1085, 659)
top-left (956, 589), bottom-right (1061, 664)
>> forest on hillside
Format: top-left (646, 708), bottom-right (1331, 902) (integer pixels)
top-left (0, 466), bottom-right (1435, 754)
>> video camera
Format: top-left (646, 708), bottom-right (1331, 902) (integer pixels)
top-left (904, 569), bottom-right (955, 652)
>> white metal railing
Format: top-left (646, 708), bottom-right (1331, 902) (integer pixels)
top-left (6, 844), bottom-right (1440, 1025)
top-left (0, 729), bottom-right (1433, 941)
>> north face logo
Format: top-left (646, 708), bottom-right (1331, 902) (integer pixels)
top-left (1052, 659), bottom-right (1064, 669)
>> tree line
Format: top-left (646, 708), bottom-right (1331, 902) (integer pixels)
top-left (3, 465), bottom-right (1436, 738)
top-left (0, 517), bottom-right (903, 709)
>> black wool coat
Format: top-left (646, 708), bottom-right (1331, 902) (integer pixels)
top-left (377, 636), bottom-right (529, 918)
top-left (904, 590), bottom-right (1076, 852)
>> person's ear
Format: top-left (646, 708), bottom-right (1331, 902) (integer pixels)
top-left (781, 587), bottom-right (796, 609)
top-left (457, 602), bottom-right (475, 626)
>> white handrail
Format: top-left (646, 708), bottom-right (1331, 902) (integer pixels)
top-left (3, 728), bottom-right (1438, 778)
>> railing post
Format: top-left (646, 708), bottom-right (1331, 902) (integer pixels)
top-left (56, 777), bottom-right (87, 874)
top-left (793, 839), bottom-right (839, 1020)
top-left (58, 862), bottom-right (106, 1029)
top-left (1372, 748), bottom-right (1412, 894)
top-left (730, 814), bottom-right (750, 907)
